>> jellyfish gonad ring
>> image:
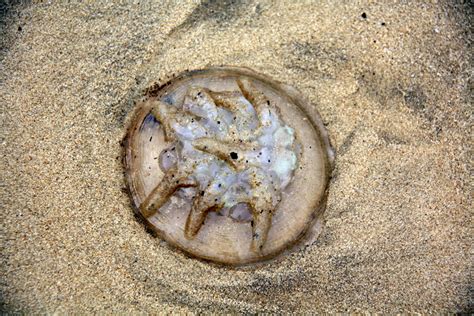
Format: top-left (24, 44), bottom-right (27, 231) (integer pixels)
top-left (123, 67), bottom-right (333, 265)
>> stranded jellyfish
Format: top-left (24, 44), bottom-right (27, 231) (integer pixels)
top-left (123, 67), bottom-right (333, 265)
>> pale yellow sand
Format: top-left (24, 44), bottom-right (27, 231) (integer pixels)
top-left (1, 1), bottom-right (471, 313)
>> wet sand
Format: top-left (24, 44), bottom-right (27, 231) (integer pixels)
top-left (1, 1), bottom-right (472, 313)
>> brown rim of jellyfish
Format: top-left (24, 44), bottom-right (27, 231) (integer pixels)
top-left (122, 66), bottom-right (335, 266)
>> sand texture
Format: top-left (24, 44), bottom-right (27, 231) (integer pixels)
top-left (1, 1), bottom-right (472, 313)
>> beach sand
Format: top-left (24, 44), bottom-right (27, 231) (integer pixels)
top-left (1, 1), bottom-right (471, 313)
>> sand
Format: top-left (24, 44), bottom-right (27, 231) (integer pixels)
top-left (1, 1), bottom-right (472, 313)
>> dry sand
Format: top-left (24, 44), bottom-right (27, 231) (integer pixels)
top-left (1, 1), bottom-right (472, 313)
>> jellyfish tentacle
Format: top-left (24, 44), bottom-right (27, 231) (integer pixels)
top-left (192, 137), bottom-right (256, 171)
top-left (237, 78), bottom-right (282, 136)
top-left (250, 206), bottom-right (273, 252)
top-left (206, 89), bottom-right (261, 142)
top-left (185, 87), bottom-right (216, 110)
top-left (151, 100), bottom-right (205, 141)
top-left (207, 90), bottom-right (256, 120)
top-left (184, 181), bottom-right (224, 238)
top-left (237, 79), bottom-right (282, 117)
top-left (206, 90), bottom-right (243, 111)
top-left (247, 168), bottom-right (280, 252)
top-left (183, 88), bottom-right (222, 121)
top-left (140, 166), bottom-right (196, 218)
top-left (150, 101), bottom-right (179, 141)
top-left (236, 78), bottom-right (269, 113)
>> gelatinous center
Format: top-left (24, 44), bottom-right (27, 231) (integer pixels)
top-left (143, 78), bottom-right (300, 251)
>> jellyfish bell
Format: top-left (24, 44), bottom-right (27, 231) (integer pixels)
top-left (123, 67), bottom-right (333, 265)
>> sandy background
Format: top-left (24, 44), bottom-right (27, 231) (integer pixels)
top-left (1, 1), bottom-right (472, 313)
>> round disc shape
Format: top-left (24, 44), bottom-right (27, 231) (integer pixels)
top-left (123, 67), bottom-right (333, 265)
